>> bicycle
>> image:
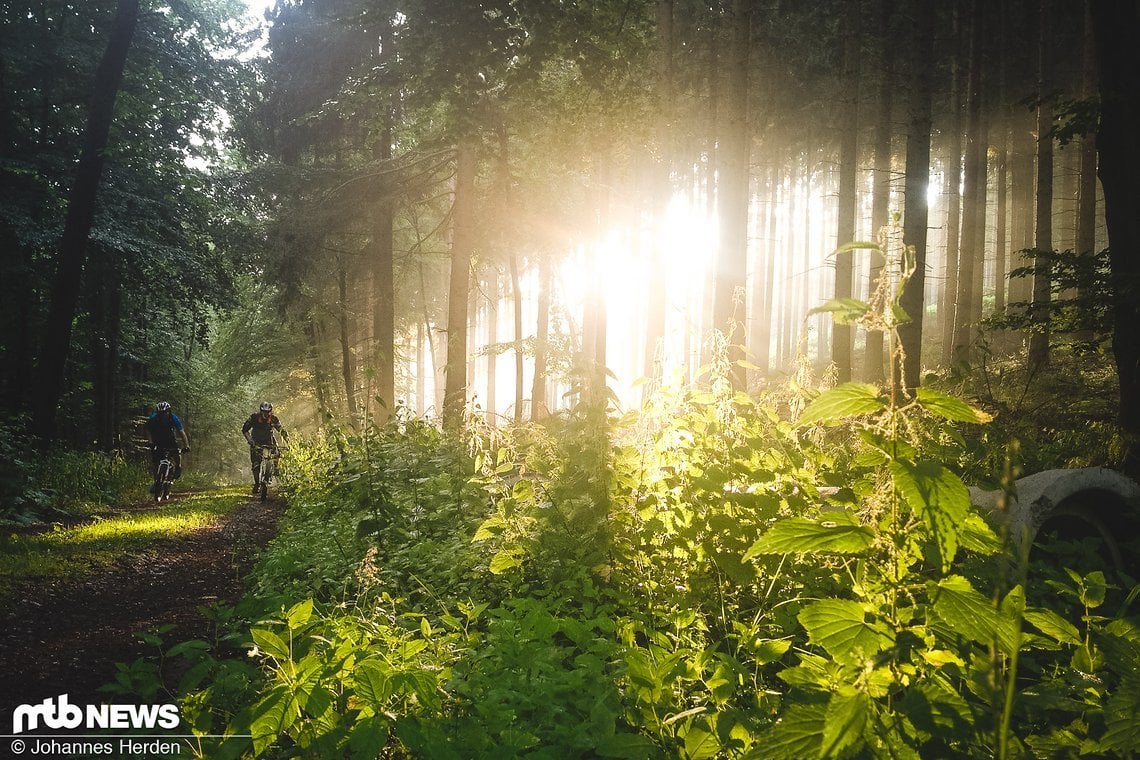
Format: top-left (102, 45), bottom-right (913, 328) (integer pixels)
top-left (254, 445), bottom-right (279, 502)
top-left (152, 447), bottom-right (182, 502)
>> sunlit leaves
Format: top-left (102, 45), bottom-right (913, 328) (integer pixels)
top-left (809, 298), bottom-right (872, 325)
top-left (890, 459), bottom-right (970, 570)
top-left (821, 690), bottom-right (870, 759)
top-left (798, 600), bottom-right (895, 667)
top-left (742, 513), bottom-right (874, 559)
top-left (798, 383), bottom-right (886, 426)
top-left (930, 576), bottom-right (1020, 655)
top-left (915, 387), bottom-right (993, 424)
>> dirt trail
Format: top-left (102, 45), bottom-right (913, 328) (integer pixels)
top-left (0, 495), bottom-right (279, 710)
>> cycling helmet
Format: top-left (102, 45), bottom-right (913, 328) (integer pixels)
top-left (260, 402), bottom-right (273, 412)
top-left (156, 401), bottom-right (171, 413)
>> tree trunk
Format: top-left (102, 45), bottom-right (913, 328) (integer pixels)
top-left (898, 0), bottom-right (934, 392)
top-left (939, 11), bottom-right (964, 367)
top-left (866, 0), bottom-right (893, 384)
top-left (442, 139), bottom-right (477, 431)
top-left (712, 0), bottom-right (751, 390)
top-left (531, 254), bottom-right (551, 420)
top-left (644, 0), bottom-right (674, 392)
top-left (509, 252), bottom-right (525, 422)
top-left (1075, 1), bottom-right (1098, 343)
top-left (1090, 0), bottom-right (1140, 478)
top-left (338, 259), bottom-right (360, 428)
top-left (952, 2), bottom-right (987, 366)
top-left (1028, 0), bottom-right (1054, 369)
top-left (832, 0), bottom-right (860, 383)
top-left (31, 0), bottom-right (139, 440)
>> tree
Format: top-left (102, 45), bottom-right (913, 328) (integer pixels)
top-left (898, 0), bottom-right (934, 392)
top-left (1090, 0), bottom-right (1140, 478)
top-left (30, 0), bottom-right (139, 440)
top-left (831, 0), bottom-right (860, 384)
top-left (711, 0), bottom-right (751, 391)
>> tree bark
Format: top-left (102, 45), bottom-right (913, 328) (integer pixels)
top-left (1028, 0), bottom-right (1054, 369)
top-left (952, 2), bottom-right (987, 366)
top-left (898, 0), bottom-right (934, 392)
top-left (832, 0), bottom-right (860, 383)
top-left (866, 0), bottom-right (893, 384)
top-left (31, 0), bottom-right (139, 440)
top-left (711, 0), bottom-right (751, 390)
top-left (531, 254), bottom-right (551, 420)
top-left (442, 139), bottom-right (477, 431)
top-left (1090, 0), bottom-right (1140, 477)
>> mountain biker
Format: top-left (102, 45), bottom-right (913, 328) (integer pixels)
top-left (144, 401), bottom-right (190, 492)
top-left (243, 402), bottom-right (288, 494)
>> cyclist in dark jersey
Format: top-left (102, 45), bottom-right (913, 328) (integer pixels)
top-left (144, 402), bottom-right (190, 490)
top-left (242, 402), bottom-right (287, 494)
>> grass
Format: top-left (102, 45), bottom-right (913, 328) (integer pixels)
top-left (0, 487), bottom-right (248, 598)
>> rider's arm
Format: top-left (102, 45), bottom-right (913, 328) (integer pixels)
top-left (242, 416), bottom-right (254, 445)
top-left (179, 429), bottom-right (190, 449)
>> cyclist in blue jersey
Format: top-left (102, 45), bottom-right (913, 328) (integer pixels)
top-left (144, 402), bottom-right (190, 491)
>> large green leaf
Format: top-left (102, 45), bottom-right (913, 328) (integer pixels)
top-left (930, 576), bottom-right (1017, 654)
top-left (1023, 609), bottom-right (1081, 645)
top-left (798, 599), bottom-right (895, 666)
top-left (353, 660), bottom-right (392, 706)
top-left (250, 627), bottom-right (290, 661)
top-left (915, 387), bottom-right (993, 424)
top-left (798, 383), bottom-right (885, 426)
top-left (808, 298), bottom-right (872, 325)
top-left (743, 514), bottom-right (874, 559)
top-left (821, 690), bottom-right (870, 758)
top-left (890, 460), bottom-right (969, 570)
top-left (751, 704), bottom-right (825, 760)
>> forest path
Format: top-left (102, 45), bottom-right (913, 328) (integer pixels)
top-left (0, 492), bottom-right (279, 710)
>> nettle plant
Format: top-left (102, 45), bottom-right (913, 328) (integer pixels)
top-left (741, 241), bottom-right (1140, 759)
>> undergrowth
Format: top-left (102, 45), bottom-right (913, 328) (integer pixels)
top-left (126, 245), bottom-right (1140, 758)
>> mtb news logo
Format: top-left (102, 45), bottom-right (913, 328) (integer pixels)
top-left (11, 694), bottom-right (180, 734)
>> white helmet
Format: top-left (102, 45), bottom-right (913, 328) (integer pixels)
top-left (260, 402), bottom-right (273, 413)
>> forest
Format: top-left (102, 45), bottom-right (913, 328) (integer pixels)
top-left (2, 0), bottom-right (1140, 757)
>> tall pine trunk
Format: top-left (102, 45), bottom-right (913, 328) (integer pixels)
top-left (1091, 0), bottom-right (1140, 478)
top-left (832, 0), bottom-right (860, 383)
top-left (1028, 0), bottom-right (1054, 369)
top-left (898, 0), bottom-right (934, 392)
top-left (443, 139), bottom-right (477, 431)
top-left (712, 0), bottom-right (751, 390)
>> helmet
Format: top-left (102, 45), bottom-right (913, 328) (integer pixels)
top-left (156, 401), bottom-right (171, 413)
top-left (260, 402), bottom-right (273, 413)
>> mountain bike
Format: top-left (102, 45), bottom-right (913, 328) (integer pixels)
top-left (152, 447), bottom-right (182, 502)
top-left (254, 445), bottom-right (279, 502)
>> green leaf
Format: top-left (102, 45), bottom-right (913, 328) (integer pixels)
top-left (285, 599), bottom-right (313, 630)
top-left (1079, 571), bottom-right (1108, 609)
top-left (743, 514), bottom-right (874, 559)
top-left (890, 460), bottom-right (969, 570)
top-left (931, 575), bottom-right (1013, 653)
top-left (472, 515), bottom-right (505, 542)
top-left (354, 660), bottom-right (392, 706)
top-left (808, 298), bottom-right (872, 325)
top-left (915, 387), bottom-right (993, 424)
top-left (832, 240), bottom-right (884, 256)
top-left (821, 691), bottom-right (869, 759)
top-left (250, 628), bottom-right (290, 661)
top-left (251, 686), bottom-right (297, 757)
top-left (756, 703), bottom-right (825, 760)
top-left (489, 549), bottom-right (522, 574)
top-left (798, 383), bottom-right (885, 426)
top-left (798, 599), bottom-right (895, 666)
top-left (348, 714), bottom-right (390, 759)
top-left (682, 722), bottom-right (720, 760)
top-left (1023, 609), bottom-right (1082, 645)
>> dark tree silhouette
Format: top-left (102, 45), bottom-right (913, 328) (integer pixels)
top-left (31, 0), bottom-right (139, 440)
top-left (1091, 1), bottom-right (1140, 478)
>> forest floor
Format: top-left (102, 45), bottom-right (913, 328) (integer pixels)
top-left (0, 491), bottom-right (279, 711)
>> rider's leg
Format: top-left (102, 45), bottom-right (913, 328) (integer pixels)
top-left (172, 453), bottom-right (183, 480)
top-left (250, 447), bottom-right (262, 492)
